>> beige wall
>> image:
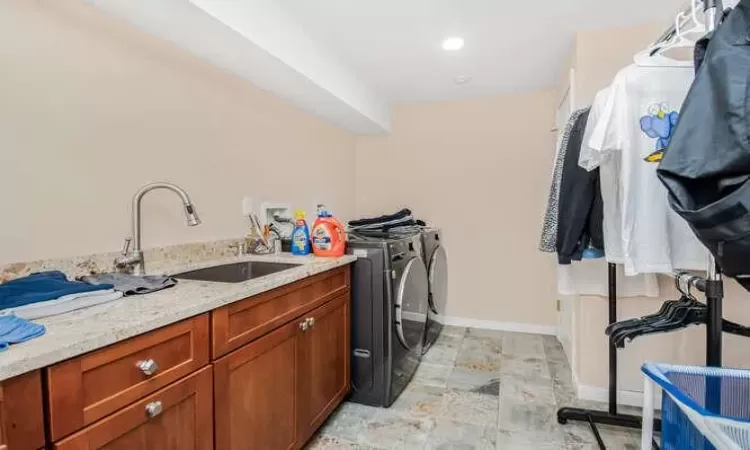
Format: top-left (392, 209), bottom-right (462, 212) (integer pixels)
top-left (0, 0), bottom-right (356, 265)
top-left (573, 23), bottom-right (665, 107)
top-left (561, 24), bottom-right (750, 393)
top-left (355, 91), bottom-right (559, 326)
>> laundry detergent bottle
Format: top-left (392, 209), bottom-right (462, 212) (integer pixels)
top-left (311, 204), bottom-right (346, 257)
top-left (291, 210), bottom-right (311, 255)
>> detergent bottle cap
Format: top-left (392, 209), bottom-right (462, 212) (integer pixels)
top-left (295, 210), bottom-right (306, 220)
top-left (316, 204), bottom-right (331, 217)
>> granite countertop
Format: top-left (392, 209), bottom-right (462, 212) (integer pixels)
top-left (0, 253), bottom-right (357, 382)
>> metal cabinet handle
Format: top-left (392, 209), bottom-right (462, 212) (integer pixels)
top-left (306, 317), bottom-right (316, 328)
top-left (137, 359), bottom-right (159, 376)
top-left (145, 400), bottom-right (163, 419)
top-left (299, 321), bottom-right (309, 331)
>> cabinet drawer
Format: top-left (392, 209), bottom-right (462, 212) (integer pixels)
top-left (47, 314), bottom-right (209, 441)
top-left (212, 266), bottom-right (349, 358)
top-left (54, 366), bottom-right (213, 450)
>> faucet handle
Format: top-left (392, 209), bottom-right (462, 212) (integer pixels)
top-left (121, 237), bottom-right (132, 256)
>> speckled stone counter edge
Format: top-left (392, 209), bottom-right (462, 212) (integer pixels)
top-left (0, 247), bottom-right (356, 381)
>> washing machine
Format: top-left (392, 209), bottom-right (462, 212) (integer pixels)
top-left (346, 232), bottom-right (429, 407)
top-left (420, 228), bottom-right (448, 354)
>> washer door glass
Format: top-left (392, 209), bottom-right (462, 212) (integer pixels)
top-left (428, 245), bottom-right (448, 315)
top-left (395, 257), bottom-right (429, 350)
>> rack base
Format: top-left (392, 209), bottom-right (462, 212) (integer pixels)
top-left (557, 407), bottom-right (661, 449)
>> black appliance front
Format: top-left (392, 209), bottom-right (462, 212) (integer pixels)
top-left (348, 246), bottom-right (390, 407)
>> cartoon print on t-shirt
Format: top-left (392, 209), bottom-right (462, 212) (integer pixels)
top-left (639, 102), bottom-right (679, 163)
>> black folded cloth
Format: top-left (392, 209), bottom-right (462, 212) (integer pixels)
top-left (348, 209), bottom-right (412, 227)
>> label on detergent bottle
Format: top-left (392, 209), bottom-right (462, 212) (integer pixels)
top-left (292, 228), bottom-right (308, 252)
top-left (291, 210), bottom-right (310, 255)
top-left (312, 225), bottom-right (332, 251)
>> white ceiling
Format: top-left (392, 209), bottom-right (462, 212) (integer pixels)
top-left (278, 0), bottom-right (685, 102)
top-left (84, 0), bottom-right (687, 133)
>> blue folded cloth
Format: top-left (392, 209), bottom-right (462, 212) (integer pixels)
top-left (0, 315), bottom-right (45, 351)
top-left (582, 247), bottom-right (605, 259)
top-left (0, 271), bottom-right (114, 310)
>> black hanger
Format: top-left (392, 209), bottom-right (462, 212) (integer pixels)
top-left (612, 303), bottom-right (750, 347)
top-left (613, 302), bottom-right (707, 348)
top-left (606, 273), bottom-right (700, 337)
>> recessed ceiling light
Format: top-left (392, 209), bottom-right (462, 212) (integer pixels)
top-left (442, 37), bottom-right (464, 51)
top-left (454, 76), bottom-right (472, 85)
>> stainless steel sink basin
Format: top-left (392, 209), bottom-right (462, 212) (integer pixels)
top-left (173, 261), bottom-right (300, 283)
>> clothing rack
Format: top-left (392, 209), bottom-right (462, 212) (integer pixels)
top-left (555, 1), bottom-right (724, 448)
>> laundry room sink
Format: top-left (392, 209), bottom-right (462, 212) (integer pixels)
top-left (173, 261), bottom-right (300, 283)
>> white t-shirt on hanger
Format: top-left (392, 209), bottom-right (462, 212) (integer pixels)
top-left (568, 86), bottom-right (659, 297)
top-left (588, 64), bottom-right (709, 276)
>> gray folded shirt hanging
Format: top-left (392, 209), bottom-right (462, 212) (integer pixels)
top-left (79, 273), bottom-right (177, 296)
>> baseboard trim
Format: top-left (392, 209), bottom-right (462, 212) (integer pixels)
top-left (577, 383), bottom-right (661, 410)
top-left (440, 316), bottom-right (557, 336)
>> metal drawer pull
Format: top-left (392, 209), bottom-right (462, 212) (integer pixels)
top-left (306, 317), bottom-right (316, 328)
top-left (145, 401), bottom-right (163, 419)
top-left (299, 321), bottom-right (309, 331)
top-left (137, 359), bottom-right (159, 376)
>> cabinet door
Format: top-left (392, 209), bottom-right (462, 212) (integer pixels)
top-left (0, 371), bottom-right (45, 450)
top-left (214, 319), bottom-right (301, 450)
top-left (54, 366), bottom-right (213, 450)
top-left (297, 293), bottom-right (350, 442)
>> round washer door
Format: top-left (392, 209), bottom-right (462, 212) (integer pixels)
top-left (428, 245), bottom-right (448, 315)
top-left (395, 256), bottom-right (429, 350)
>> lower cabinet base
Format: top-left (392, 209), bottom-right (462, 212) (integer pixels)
top-left (8, 266), bottom-right (352, 450)
top-left (214, 294), bottom-right (351, 450)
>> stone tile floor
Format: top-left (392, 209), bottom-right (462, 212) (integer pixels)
top-left (306, 326), bottom-right (644, 449)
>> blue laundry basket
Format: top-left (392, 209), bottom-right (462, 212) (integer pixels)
top-left (642, 363), bottom-right (750, 450)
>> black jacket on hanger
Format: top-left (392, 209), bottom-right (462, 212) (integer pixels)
top-left (556, 109), bottom-right (604, 264)
top-left (658, 0), bottom-right (750, 290)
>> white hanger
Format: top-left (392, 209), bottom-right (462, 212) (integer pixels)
top-left (682, 0), bottom-right (708, 37)
top-left (660, 12), bottom-right (698, 52)
top-left (634, 11), bottom-right (696, 67)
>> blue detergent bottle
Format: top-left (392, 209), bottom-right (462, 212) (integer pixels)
top-left (291, 210), bottom-right (311, 255)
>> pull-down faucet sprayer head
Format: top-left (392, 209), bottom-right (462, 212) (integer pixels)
top-left (184, 203), bottom-right (201, 226)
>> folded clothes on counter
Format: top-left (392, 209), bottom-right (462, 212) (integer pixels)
top-left (0, 315), bottom-right (45, 352)
top-left (79, 273), bottom-right (177, 296)
top-left (0, 271), bottom-right (114, 311)
top-left (0, 289), bottom-right (124, 320)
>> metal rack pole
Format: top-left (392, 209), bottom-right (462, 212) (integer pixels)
top-left (703, 0), bottom-right (723, 369)
top-left (556, 263), bottom-right (652, 449)
top-left (608, 263), bottom-right (618, 415)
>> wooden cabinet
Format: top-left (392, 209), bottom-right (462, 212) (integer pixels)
top-left (0, 371), bottom-right (45, 450)
top-left (212, 267), bottom-right (349, 358)
top-left (54, 366), bottom-right (213, 450)
top-left (214, 292), bottom-right (351, 450)
top-left (297, 294), bottom-right (350, 443)
top-left (47, 315), bottom-right (209, 441)
top-left (2, 265), bottom-right (350, 450)
top-left (214, 319), bottom-right (300, 450)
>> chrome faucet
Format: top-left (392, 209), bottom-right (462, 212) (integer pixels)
top-left (115, 182), bottom-right (201, 275)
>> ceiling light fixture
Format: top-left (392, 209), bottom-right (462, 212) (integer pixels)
top-left (442, 37), bottom-right (464, 51)
top-left (454, 76), bottom-right (472, 85)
